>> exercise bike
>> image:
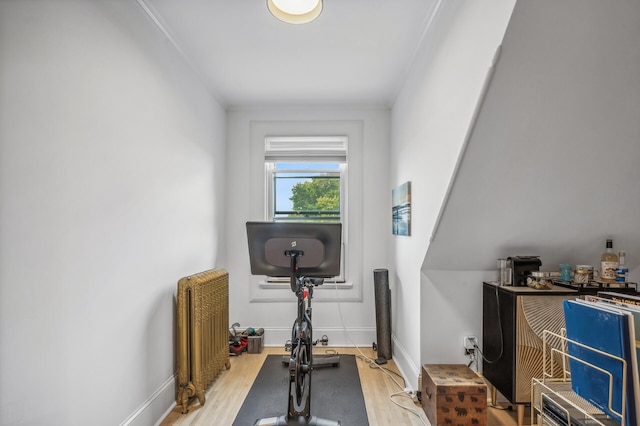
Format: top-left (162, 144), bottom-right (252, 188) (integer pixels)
top-left (254, 250), bottom-right (340, 426)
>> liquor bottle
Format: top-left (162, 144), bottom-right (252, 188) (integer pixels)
top-left (616, 251), bottom-right (628, 283)
top-left (600, 239), bottom-right (619, 283)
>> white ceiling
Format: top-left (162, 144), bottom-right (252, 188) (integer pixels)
top-left (141, 0), bottom-right (440, 108)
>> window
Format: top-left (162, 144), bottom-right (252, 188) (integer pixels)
top-left (268, 162), bottom-right (343, 223)
top-left (264, 136), bottom-right (347, 282)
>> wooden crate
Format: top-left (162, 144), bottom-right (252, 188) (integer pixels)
top-left (421, 364), bottom-right (487, 426)
top-left (247, 334), bottom-right (263, 353)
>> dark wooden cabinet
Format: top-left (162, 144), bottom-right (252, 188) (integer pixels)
top-left (483, 281), bottom-right (639, 425)
top-left (482, 283), bottom-right (576, 408)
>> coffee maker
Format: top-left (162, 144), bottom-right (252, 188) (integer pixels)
top-left (507, 256), bottom-right (542, 286)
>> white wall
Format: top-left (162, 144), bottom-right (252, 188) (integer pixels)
top-left (421, 0), bottom-right (640, 375)
top-left (426, 0), bottom-right (640, 273)
top-left (0, 1), bottom-right (226, 425)
top-left (225, 107), bottom-right (390, 349)
top-left (389, 0), bottom-right (516, 386)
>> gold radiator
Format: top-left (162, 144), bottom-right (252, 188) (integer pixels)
top-left (176, 268), bottom-right (230, 414)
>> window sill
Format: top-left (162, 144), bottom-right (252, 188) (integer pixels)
top-left (259, 280), bottom-right (353, 290)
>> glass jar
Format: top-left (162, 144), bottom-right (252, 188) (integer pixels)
top-left (574, 265), bottom-right (594, 284)
top-left (526, 271), bottom-right (553, 289)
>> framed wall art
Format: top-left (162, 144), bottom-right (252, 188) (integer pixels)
top-left (392, 181), bottom-right (411, 236)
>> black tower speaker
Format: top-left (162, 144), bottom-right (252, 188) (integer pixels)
top-left (373, 268), bottom-right (392, 361)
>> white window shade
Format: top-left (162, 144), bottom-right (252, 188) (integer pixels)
top-left (265, 136), bottom-right (347, 162)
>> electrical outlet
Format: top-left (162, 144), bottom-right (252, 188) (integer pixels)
top-left (464, 336), bottom-right (478, 353)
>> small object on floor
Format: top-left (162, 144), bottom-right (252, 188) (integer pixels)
top-left (229, 336), bottom-right (248, 355)
top-left (248, 333), bottom-right (264, 353)
top-left (375, 357), bottom-right (387, 365)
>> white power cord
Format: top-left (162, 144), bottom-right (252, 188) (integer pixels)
top-left (333, 284), bottom-right (428, 425)
top-left (389, 391), bottom-right (429, 426)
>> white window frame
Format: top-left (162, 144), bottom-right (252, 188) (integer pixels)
top-left (266, 163), bottom-right (345, 223)
top-left (263, 136), bottom-right (348, 285)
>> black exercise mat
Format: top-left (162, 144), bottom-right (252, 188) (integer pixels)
top-left (232, 354), bottom-right (368, 426)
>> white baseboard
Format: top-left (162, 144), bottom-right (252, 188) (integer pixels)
top-left (155, 402), bottom-right (177, 426)
top-left (389, 334), bottom-right (421, 391)
top-left (120, 375), bottom-right (175, 426)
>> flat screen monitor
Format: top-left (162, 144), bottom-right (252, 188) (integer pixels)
top-left (246, 221), bottom-right (342, 278)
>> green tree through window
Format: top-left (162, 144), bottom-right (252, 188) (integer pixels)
top-left (290, 177), bottom-right (340, 216)
top-left (271, 162), bottom-right (341, 222)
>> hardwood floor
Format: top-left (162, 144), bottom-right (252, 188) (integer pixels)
top-left (159, 347), bottom-right (530, 426)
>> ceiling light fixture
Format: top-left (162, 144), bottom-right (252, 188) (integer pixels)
top-left (267, 0), bottom-right (323, 24)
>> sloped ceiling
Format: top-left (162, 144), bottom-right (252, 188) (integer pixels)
top-left (424, 0), bottom-right (640, 272)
